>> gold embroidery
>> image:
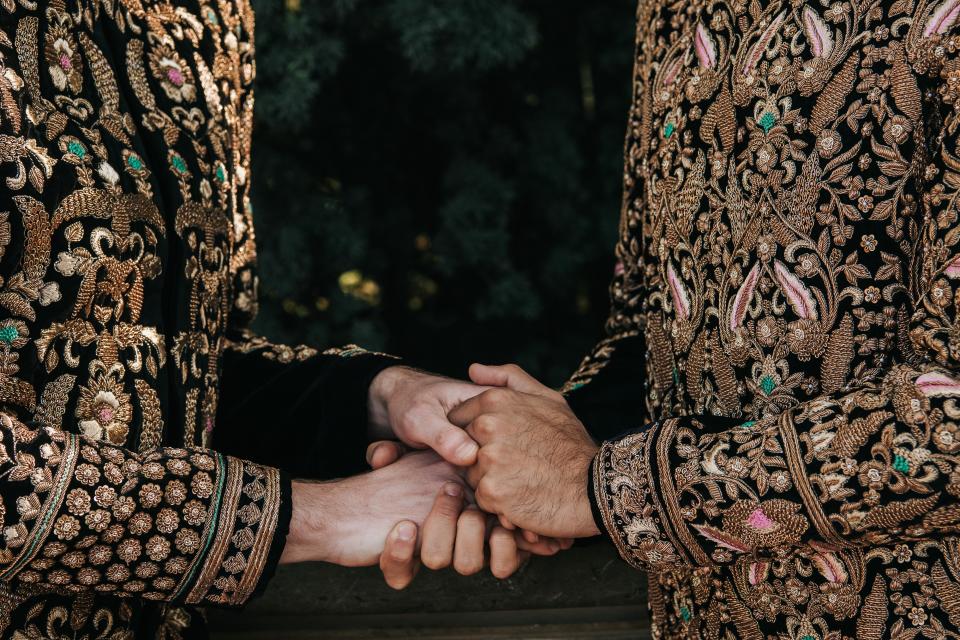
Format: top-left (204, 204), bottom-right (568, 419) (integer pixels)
top-left (185, 456), bottom-right (239, 604)
top-left (0, 1), bottom-right (291, 635)
top-left (135, 378), bottom-right (163, 452)
top-left (580, 0), bottom-right (960, 636)
top-left (183, 387), bottom-right (199, 447)
top-left (34, 373), bottom-right (75, 430)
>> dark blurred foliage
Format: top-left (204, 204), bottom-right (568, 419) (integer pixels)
top-left (249, 0), bottom-right (636, 386)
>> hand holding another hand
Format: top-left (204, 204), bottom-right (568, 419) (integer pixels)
top-left (280, 445), bottom-right (569, 591)
top-left (448, 364), bottom-right (601, 540)
top-left (368, 366), bottom-right (488, 466)
top-left (367, 441), bottom-right (572, 589)
top-left (279, 450), bottom-right (464, 567)
top-left (284, 363), bottom-right (589, 589)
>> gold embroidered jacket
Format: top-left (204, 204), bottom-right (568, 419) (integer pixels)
top-left (0, 0), bottom-right (397, 637)
top-left (565, 0), bottom-right (960, 637)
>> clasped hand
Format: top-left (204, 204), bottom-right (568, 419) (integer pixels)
top-left (280, 364), bottom-right (599, 589)
top-left (373, 364), bottom-right (600, 588)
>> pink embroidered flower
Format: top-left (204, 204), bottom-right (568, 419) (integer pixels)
top-left (148, 44), bottom-right (196, 103)
top-left (76, 378), bottom-right (133, 446)
top-left (44, 26), bottom-right (83, 93)
top-left (721, 499), bottom-right (809, 549)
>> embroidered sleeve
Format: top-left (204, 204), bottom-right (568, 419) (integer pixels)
top-left (591, 42), bottom-right (960, 572)
top-left (592, 367), bottom-right (960, 572)
top-left (0, 411), bottom-right (288, 606)
top-left (0, 5), bottom-right (289, 606)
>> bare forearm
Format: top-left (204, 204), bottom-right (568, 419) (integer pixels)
top-left (279, 480), bottom-right (340, 564)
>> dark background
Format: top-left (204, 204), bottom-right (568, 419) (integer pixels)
top-left (248, 0), bottom-right (636, 387)
top-left (212, 1), bottom-right (650, 637)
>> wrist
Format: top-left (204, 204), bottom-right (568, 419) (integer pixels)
top-left (280, 480), bottom-right (340, 564)
top-left (574, 443), bottom-right (601, 537)
top-left (367, 366), bottom-right (410, 439)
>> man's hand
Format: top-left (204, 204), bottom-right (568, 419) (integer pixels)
top-left (368, 441), bottom-right (572, 589)
top-left (377, 492), bottom-right (561, 589)
top-left (448, 364), bottom-right (601, 540)
top-left (279, 450), bottom-right (465, 566)
top-left (368, 366), bottom-right (487, 466)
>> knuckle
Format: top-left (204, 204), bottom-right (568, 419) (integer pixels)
top-left (398, 410), bottom-right (418, 432)
top-left (474, 415), bottom-right (496, 436)
top-left (494, 387), bottom-right (513, 402)
top-left (483, 388), bottom-right (506, 406)
top-left (431, 427), bottom-right (450, 448)
top-left (405, 402), bottom-right (431, 427)
top-left (483, 478), bottom-right (503, 501)
top-left (476, 479), bottom-right (491, 501)
top-left (475, 491), bottom-right (494, 513)
top-left (484, 441), bottom-right (506, 461)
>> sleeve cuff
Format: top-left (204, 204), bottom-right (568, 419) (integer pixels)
top-left (182, 459), bottom-right (287, 607)
top-left (587, 451), bottom-right (614, 544)
top-left (250, 469), bottom-right (292, 601)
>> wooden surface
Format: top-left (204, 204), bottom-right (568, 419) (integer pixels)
top-left (208, 540), bottom-right (649, 639)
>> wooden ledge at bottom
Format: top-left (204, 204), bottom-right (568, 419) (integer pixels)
top-left (208, 604), bottom-right (649, 639)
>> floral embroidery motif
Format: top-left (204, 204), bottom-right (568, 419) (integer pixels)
top-left (148, 43), bottom-right (197, 104)
top-left (42, 5), bottom-right (82, 95)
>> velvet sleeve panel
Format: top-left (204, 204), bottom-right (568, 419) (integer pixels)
top-left (563, 20), bottom-right (650, 442)
top-left (215, 335), bottom-right (399, 479)
top-left (566, 332), bottom-right (647, 443)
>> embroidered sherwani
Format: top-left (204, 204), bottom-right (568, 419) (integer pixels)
top-left (0, 1), bottom-right (396, 637)
top-left (566, 0), bottom-right (960, 637)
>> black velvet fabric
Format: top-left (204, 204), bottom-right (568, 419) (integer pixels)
top-left (216, 350), bottom-right (400, 479)
top-left (566, 334), bottom-right (648, 442)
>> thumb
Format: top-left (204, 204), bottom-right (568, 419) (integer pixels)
top-left (469, 364), bottom-right (556, 398)
top-left (380, 521), bottom-right (420, 590)
top-left (366, 440), bottom-right (406, 470)
top-left (416, 413), bottom-right (479, 466)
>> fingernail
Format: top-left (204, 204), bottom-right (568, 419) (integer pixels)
top-left (444, 482), bottom-right (462, 497)
top-left (457, 441), bottom-right (478, 461)
top-left (549, 542), bottom-right (560, 553)
top-left (397, 522), bottom-right (416, 541)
